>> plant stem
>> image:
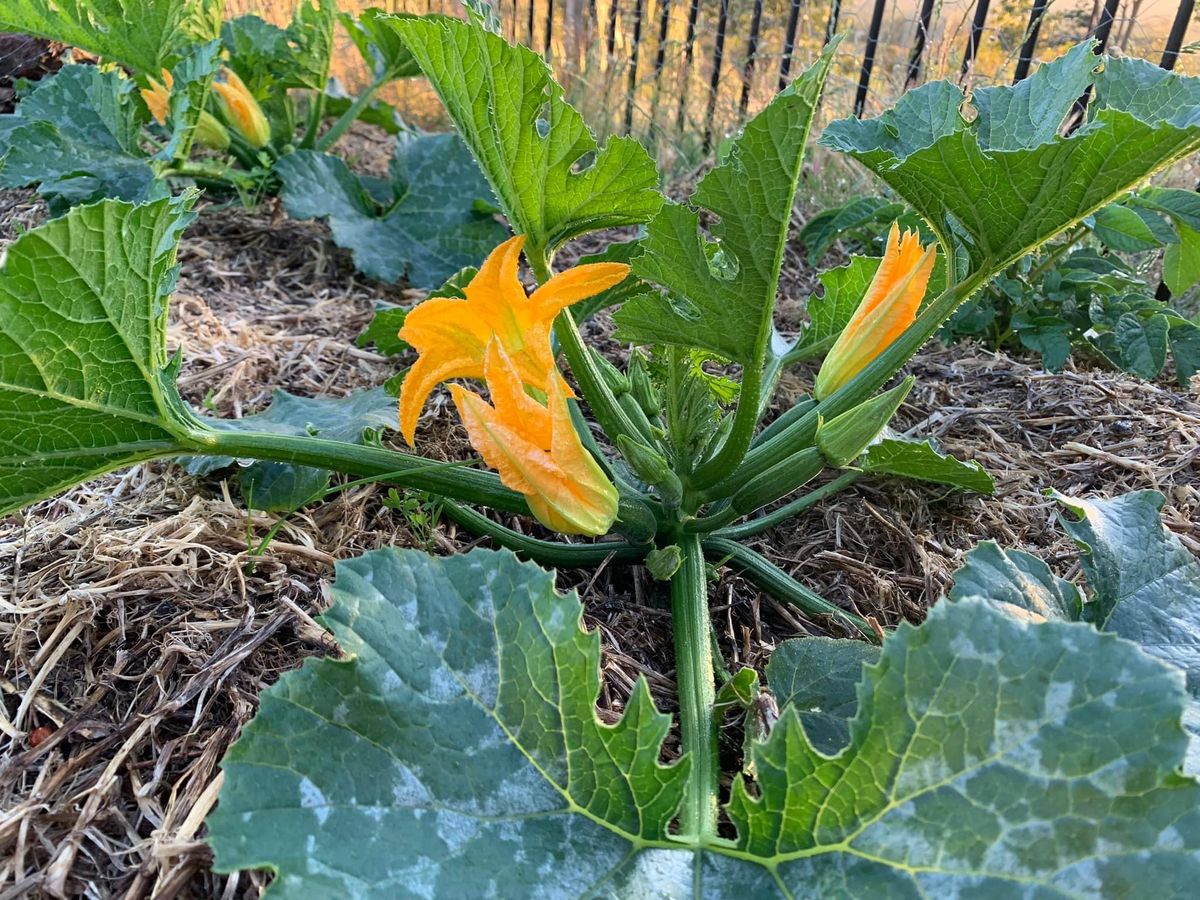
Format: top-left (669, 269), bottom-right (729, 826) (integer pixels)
top-left (187, 427), bottom-right (529, 514)
top-left (316, 78), bottom-right (385, 152)
top-left (778, 333), bottom-right (837, 368)
top-left (690, 355), bottom-right (762, 489)
top-left (441, 501), bottom-right (647, 566)
top-left (299, 90), bottom-right (327, 150)
top-left (670, 534), bottom-right (720, 840)
top-left (701, 537), bottom-right (875, 640)
top-left (528, 253), bottom-right (646, 452)
top-left (709, 470), bottom-right (862, 540)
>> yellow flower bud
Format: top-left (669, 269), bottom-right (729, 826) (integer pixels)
top-left (212, 68), bottom-right (271, 149)
top-left (814, 223), bottom-right (936, 400)
top-left (195, 111), bottom-right (231, 151)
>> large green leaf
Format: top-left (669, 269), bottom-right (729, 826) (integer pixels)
top-left (821, 42), bottom-right (1200, 277)
top-left (613, 42), bottom-right (839, 367)
top-left (1056, 491), bottom-right (1200, 687)
top-left (208, 546), bottom-right (1200, 896)
top-left (0, 195), bottom-right (198, 515)
top-left (0, 0), bottom-right (216, 72)
top-left (186, 387), bottom-right (398, 511)
top-left (950, 541), bottom-right (1084, 621)
top-left (0, 65), bottom-right (164, 211)
top-left (275, 133), bottom-right (507, 289)
top-left (790, 256), bottom-right (877, 358)
top-left (389, 14), bottom-right (662, 258)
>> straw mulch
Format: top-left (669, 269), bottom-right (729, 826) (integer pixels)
top-left (1, 184), bottom-right (1198, 898)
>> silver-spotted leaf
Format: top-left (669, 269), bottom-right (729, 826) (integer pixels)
top-left (614, 41), bottom-right (838, 367)
top-left (389, 14), bottom-right (662, 258)
top-left (275, 133), bottom-right (506, 288)
top-left (821, 42), bottom-right (1200, 276)
top-left (0, 65), bottom-right (164, 210)
top-left (209, 548), bottom-right (1200, 896)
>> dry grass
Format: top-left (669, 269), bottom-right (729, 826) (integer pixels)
top-left (1, 177), bottom-right (1198, 897)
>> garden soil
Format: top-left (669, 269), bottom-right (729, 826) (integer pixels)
top-left (2, 144), bottom-right (1199, 896)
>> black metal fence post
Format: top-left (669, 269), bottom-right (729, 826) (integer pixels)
top-left (1160, 0), bottom-right (1196, 70)
top-left (906, 0), bottom-right (937, 88)
top-left (703, 0), bottom-right (730, 153)
top-left (625, 0), bottom-right (644, 133)
top-left (676, 0), bottom-right (701, 132)
top-left (545, 0), bottom-right (554, 56)
top-left (825, 0), bottom-right (842, 46)
top-left (778, 0), bottom-right (803, 90)
top-left (739, 0), bottom-right (764, 118)
top-left (961, 0), bottom-right (992, 78)
top-left (854, 0), bottom-right (888, 117)
top-left (1013, 0), bottom-right (1050, 82)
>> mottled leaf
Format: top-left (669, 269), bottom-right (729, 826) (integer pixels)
top-left (275, 133), bottom-right (506, 288)
top-left (949, 541), bottom-right (1084, 621)
top-left (209, 548), bottom-right (1200, 896)
top-left (0, 65), bottom-right (164, 211)
top-left (765, 638), bottom-right (879, 755)
top-left (187, 387), bottom-right (398, 510)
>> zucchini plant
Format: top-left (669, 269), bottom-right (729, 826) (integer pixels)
top-left (2, 12), bottom-right (1200, 895)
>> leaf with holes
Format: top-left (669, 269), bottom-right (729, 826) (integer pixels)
top-left (614, 41), bottom-right (838, 368)
top-left (821, 42), bottom-right (1200, 277)
top-left (390, 13), bottom-right (662, 260)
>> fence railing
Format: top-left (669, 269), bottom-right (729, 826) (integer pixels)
top-left (230, 0), bottom-right (1197, 162)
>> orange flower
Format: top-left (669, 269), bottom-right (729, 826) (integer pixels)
top-left (212, 68), bottom-right (271, 148)
top-left (814, 223), bottom-right (936, 400)
top-left (451, 341), bottom-right (618, 536)
top-left (397, 234), bottom-right (629, 443)
top-left (141, 69), bottom-right (173, 126)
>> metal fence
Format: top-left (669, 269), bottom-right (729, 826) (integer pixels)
top-left (235, 0), bottom-right (1200, 164)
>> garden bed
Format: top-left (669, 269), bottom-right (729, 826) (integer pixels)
top-left (1, 185), bottom-right (1198, 897)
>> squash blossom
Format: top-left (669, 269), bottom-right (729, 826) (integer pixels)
top-left (212, 68), bottom-right (271, 149)
top-left (139, 69), bottom-right (230, 150)
top-left (451, 340), bottom-right (619, 536)
top-left (140, 70), bottom-right (173, 126)
top-left (813, 223), bottom-right (937, 400)
top-left (397, 234), bottom-right (629, 443)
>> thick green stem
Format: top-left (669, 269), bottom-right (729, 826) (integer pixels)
top-left (709, 470), bottom-right (862, 540)
top-left (670, 534), bottom-right (720, 839)
top-left (299, 90), bottom-right (327, 150)
top-left (690, 357), bottom-right (762, 489)
top-left (316, 78), bottom-right (386, 152)
top-left (441, 501), bottom-right (647, 566)
top-left (186, 427), bottom-right (528, 514)
top-left (701, 537), bottom-right (875, 640)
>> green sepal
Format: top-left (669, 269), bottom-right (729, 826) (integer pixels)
top-left (645, 544), bottom-right (684, 581)
top-left (816, 377), bottom-right (914, 468)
